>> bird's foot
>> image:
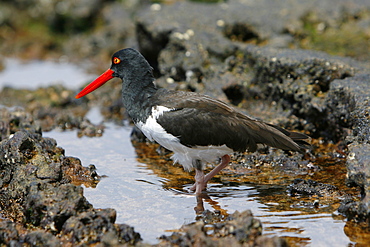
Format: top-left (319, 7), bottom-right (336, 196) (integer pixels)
top-left (194, 194), bottom-right (206, 214)
top-left (189, 182), bottom-right (207, 194)
top-left (190, 169), bottom-right (207, 194)
top-left (190, 155), bottom-right (231, 194)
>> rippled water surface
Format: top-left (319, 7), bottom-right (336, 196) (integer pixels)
top-left (45, 109), bottom-right (355, 246)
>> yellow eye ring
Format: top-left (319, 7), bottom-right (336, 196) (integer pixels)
top-left (113, 57), bottom-right (121, 64)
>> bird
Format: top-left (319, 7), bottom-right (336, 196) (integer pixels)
top-left (75, 48), bottom-right (310, 194)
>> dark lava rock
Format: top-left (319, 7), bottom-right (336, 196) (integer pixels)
top-left (64, 1), bottom-right (136, 60)
top-left (325, 73), bottom-right (370, 143)
top-left (23, 230), bottom-right (61, 247)
top-left (242, 46), bottom-right (363, 140)
top-left (0, 130), bottom-right (93, 225)
top-left (338, 143), bottom-right (370, 225)
top-left (233, 149), bottom-right (311, 172)
top-left (136, 0), bottom-right (370, 96)
top-left (338, 197), bottom-right (370, 226)
top-left (0, 130), bottom-right (141, 245)
top-left (0, 106), bottom-right (41, 142)
top-left (77, 118), bottom-right (105, 137)
top-left (0, 221), bottom-right (19, 244)
top-left (159, 210), bottom-right (287, 247)
top-left (9, 0), bottom-right (105, 34)
top-left (62, 208), bottom-right (141, 246)
top-left (1, 0), bottom-right (370, 242)
top-left (345, 144), bottom-right (370, 195)
top-left (0, 89), bottom-right (105, 137)
top-left (288, 178), bottom-right (339, 197)
top-left (327, 74), bottom-right (370, 225)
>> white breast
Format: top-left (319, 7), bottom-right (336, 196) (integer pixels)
top-left (136, 106), bottom-right (233, 171)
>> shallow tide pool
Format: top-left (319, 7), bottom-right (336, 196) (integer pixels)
top-left (1, 58), bottom-right (361, 246)
top-left (45, 112), bottom-right (354, 246)
top-left (0, 58), bottom-right (93, 90)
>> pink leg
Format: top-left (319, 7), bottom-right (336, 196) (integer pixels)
top-left (203, 154), bottom-right (230, 183)
top-left (190, 155), bottom-right (231, 194)
top-left (193, 169), bottom-right (206, 195)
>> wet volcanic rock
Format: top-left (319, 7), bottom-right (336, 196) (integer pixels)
top-left (1, 0), bottom-right (370, 243)
top-left (0, 130), bottom-right (141, 246)
top-left (328, 74), bottom-right (370, 225)
top-left (288, 178), bottom-right (339, 197)
top-left (62, 208), bottom-right (141, 246)
top-left (159, 210), bottom-right (287, 247)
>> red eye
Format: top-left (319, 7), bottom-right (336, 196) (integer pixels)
top-left (113, 57), bottom-right (121, 64)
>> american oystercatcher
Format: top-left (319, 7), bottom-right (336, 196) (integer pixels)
top-left (76, 48), bottom-right (309, 194)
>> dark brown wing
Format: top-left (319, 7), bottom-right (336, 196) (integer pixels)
top-left (152, 89), bottom-right (310, 152)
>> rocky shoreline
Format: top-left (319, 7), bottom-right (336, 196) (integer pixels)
top-left (1, 0), bottom-right (370, 246)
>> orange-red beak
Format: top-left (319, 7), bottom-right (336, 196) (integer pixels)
top-left (75, 69), bottom-right (114, 99)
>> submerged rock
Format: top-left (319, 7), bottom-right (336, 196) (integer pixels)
top-left (288, 178), bottom-right (339, 197)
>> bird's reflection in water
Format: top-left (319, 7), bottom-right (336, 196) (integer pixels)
top-left (194, 193), bottom-right (228, 217)
top-left (195, 194), bottom-right (205, 214)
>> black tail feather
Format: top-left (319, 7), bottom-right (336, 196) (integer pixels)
top-left (267, 123), bottom-right (311, 153)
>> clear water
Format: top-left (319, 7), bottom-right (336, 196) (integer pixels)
top-left (45, 108), bottom-right (353, 246)
top-left (2, 59), bottom-right (359, 246)
top-left (0, 58), bottom-right (94, 90)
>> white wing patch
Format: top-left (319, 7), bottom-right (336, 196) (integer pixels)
top-left (136, 106), bottom-right (177, 142)
top-left (136, 106), bottom-right (233, 171)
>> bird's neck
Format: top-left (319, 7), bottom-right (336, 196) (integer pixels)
top-left (121, 74), bottom-right (157, 123)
